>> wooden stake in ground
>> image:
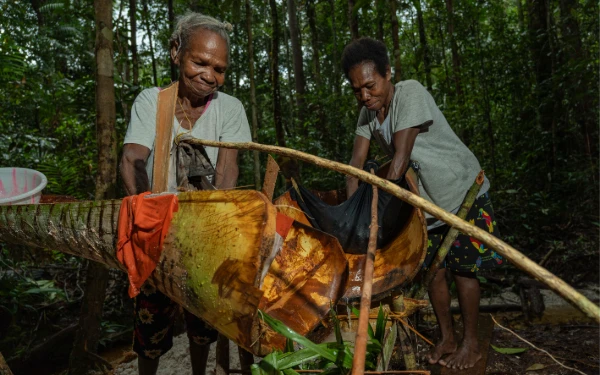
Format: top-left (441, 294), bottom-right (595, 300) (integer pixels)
top-left (187, 139), bottom-right (600, 323)
top-left (352, 170), bottom-right (379, 375)
top-left (413, 171), bottom-right (484, 299)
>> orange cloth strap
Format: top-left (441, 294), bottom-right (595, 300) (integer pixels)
top-left (152, 81), bottom-right (179, 193)
top-left (117, 192), bottom-right (179, 297)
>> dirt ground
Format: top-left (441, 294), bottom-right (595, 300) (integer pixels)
top-left (104, 284), bottom-right (599, 375)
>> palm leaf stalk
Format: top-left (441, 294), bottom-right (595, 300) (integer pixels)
top-left (0, 190), bottom-right (349, 356)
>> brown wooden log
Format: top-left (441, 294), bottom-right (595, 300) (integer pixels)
top-left (186, 139), bottom-right (600, 323)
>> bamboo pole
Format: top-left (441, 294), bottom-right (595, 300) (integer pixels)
top-left (412, 170), bottom-right (484, 299)
top-left (187, 139), bottom-right (600, 323)
top-left (351, 170), bottom-right (379, 375)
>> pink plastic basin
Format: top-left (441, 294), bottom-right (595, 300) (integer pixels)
top-left (0, 168), bottom-right (48, 205)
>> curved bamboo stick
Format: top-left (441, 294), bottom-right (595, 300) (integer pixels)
top-left (188, 139), bottom-right (600, 323)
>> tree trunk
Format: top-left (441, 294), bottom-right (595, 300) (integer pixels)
top-left (306, 0), bottom-right (321, 84)
top-left (516, 0), bottom-right (524, 31)
top-left (115, 0), bottom-right (130, 121)
top-left (475, 22), bottom-right (497, 178)
top-left (527, 0), bottom-right (554, 163)
top-left (271, 0), bottom-right (298, 180)
top-left (269, 0), bottom-right (284, 149)
top-left (347, 0), bottom-right (359, 40)
top-left (414, 0), bottom-right (432, 91)
top-left (287, 0), bottom-right (306, 136)
top-left (390, 0), bottom-right (402, 82)
top-left (375, 0), bottom-right (384, 41)
top-left (559, 0), bottom-right (595, 169)
top-left (446, 0), bottom-right (462, 97)
top-left (129, 0), bottom-right (138, 87)
top-left (69, 0), bottom-right (115, 373)
top-left (246, 0), bottom-right (261, 190)
top-left (168, 0), bottom-right (177, 82)
top-left (306, 0), bottom-right (327, 139)
top-left (330, 0), bottom-right (340, 95)
top-left (142, 0), bottom-right (158, 86)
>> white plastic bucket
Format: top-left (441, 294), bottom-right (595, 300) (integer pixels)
top-left (0, 168), bottom-right (48, 205)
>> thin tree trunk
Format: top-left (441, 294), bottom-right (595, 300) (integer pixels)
top-left (375, 0), bottom-right (384, 41)
top-left (307, 0), bottom-right (321, 84)
top-left (246, 0), bottom-right (261, 190)
top-left (287, 0), bottom-right (306, 135)
top-left (390, 0), bottom-right (402, 82)
top-left (347, 0), bottom-right (359, 40)
top-left (559, 0), bottom-right (595, 172)
top-left (168, 0), bottom-right (177, 82)
top-left (306, 0), bottom-right (327, 138)
top-left (129, 0), bottom-right (138, 87)
top-left (516, 0), bottom-right (524, 31)
top-left (270, 0), bottom-right (284, 149)
top-left (142, 0), bottom-right (158, 86)
top-left (437, 15), bottom-right (451, 94)
top-left (69, 0), bottom-right (115, 372)
top-left (475, 22), bottom-right (497, 178)
top-left (414, 0), bottom-right (432, 91)
top-left (527, 0), bottom-right (555, 171)
top-left (330, 0), bottom-right (340, 95)
top-left (283, 8), bottom-right (294, 136)
top-left (115, 0), bottom-right (129, 121)
top-left (446, 0), bottom-right (462, 97)
top-left (270, 0), bottom-right (298, 180)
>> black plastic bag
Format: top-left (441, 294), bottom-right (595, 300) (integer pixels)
top-left (290, 163), bottom-right (412, 254)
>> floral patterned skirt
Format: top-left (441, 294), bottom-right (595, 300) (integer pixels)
top-left (133, 282), bottom-right (218, 360)
top-left (422, 192), bottom-right (503, 273)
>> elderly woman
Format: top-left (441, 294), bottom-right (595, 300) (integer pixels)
top-left (120, 13), bottom-right (251, 375)
top-left (342, 38), bottom-right (502, 370)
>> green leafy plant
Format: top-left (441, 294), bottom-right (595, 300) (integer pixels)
top-left (253, 305), bottom-right (393, 375)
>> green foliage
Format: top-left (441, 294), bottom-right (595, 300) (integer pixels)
top-left (491, 345), bottom-right (529, 355)
top-left (255, 305), bottom-right (393, 374)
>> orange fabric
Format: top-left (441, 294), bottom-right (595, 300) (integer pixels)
top-left (117, 192), bottom-right (179, 297)
top-left (276, 212), bottom-right (294, 238)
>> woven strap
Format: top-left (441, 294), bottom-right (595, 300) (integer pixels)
top-left (152, 82), bottom-right (179, 193)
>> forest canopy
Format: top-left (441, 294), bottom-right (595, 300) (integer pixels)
top-left (0, 0), bottom-right (598, 277)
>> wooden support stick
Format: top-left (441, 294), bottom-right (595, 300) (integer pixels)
top-left (187, 139), bottom-right (600, 323)
top-left (352, 170), bottom-right (379, 375)
top-left (412, 171), bottom-right (485, 299)
top-left (261, 155), bottom-right (280, 201)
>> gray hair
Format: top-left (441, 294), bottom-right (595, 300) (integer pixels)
top-left (169, 12), bottom-right (233, 62)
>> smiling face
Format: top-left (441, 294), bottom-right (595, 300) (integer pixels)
top-left (172, 28), bottom-right (229, 100)
top-left (348, 62), bottom-right (393, 113)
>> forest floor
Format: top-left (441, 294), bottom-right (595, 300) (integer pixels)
top-left (1, 251), bottom-right (598, 375)
top-left (103, 282), bottom-right (600, 375)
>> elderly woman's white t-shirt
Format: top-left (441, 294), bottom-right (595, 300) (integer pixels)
top-left (124, 88), bottom-right (252, 192)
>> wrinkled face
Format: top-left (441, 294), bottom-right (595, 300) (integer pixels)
top-left (172, 28), bottom-right (228, 99)
top-left (348, 62), bottom-right (392, 112)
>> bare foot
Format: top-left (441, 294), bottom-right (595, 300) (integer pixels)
top-left (425, 337), bottom-right (457, 365)
top-left (440, 341), bottom-right (481, 369)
